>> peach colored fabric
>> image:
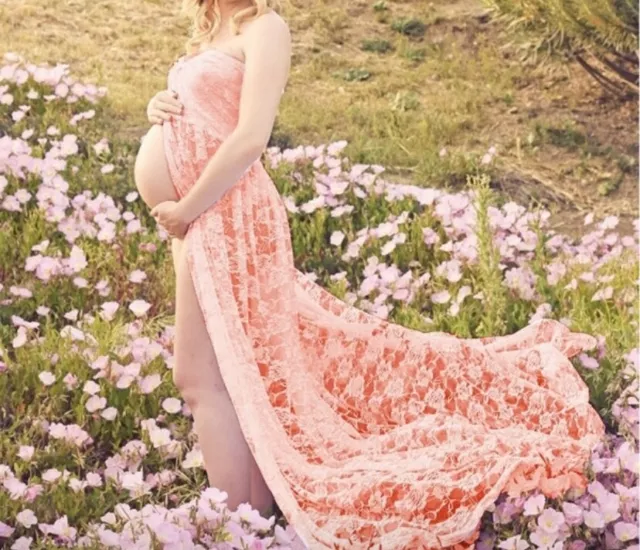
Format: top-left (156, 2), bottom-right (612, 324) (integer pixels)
top-left (163, 49), bottom-right (606, 549)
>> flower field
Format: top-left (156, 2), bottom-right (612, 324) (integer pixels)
top-left (0, 52), bottom-right (638, 549)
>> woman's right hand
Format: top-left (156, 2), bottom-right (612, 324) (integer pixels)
top-left (146, 89), bottom-right (184, 125)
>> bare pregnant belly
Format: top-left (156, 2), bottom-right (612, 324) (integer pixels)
top-left (134, 124), bottom-right (179, 208)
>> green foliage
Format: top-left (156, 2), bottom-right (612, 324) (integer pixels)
top-left (342, 68), bottom-right (371, 82)
top-left (391, 17), bottom-right (427, 40)
top-left (361, 38), bottom-right (394, 54)
top-left (481, 0), bottom-right (639, 92)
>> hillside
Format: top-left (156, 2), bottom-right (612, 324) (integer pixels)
top-left (0, 0), bottom-right (637, 234)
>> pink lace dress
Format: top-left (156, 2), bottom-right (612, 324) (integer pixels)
top-left (162, 49), bottom-right (606, 549)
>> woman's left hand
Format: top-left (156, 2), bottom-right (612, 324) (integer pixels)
top-left (150, 200), bottom-right (193, 239)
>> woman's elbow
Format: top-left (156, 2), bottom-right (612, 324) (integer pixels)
top-left (235, 129), bottom-right (269, 159)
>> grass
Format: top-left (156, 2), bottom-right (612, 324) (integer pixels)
top-left (0, 0), bottom-right (636, 235)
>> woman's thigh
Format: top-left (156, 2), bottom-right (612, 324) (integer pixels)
top-left (171, 237), bottom-right (227, 395)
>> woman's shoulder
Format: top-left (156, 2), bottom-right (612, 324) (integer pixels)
top-left (244, 7), bottom-right (289, 35)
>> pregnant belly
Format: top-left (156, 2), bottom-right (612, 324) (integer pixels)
top-left (134, 124), bottom-right (179, 209)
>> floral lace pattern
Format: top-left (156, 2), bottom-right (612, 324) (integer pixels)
top-left (163, 52), bottom-right (606, 549)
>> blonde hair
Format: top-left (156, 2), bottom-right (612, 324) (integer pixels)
top-left (180, 0), bottom-right (281, 55)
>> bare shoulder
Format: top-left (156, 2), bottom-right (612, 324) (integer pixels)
top-left (243, 9), bottom-right (291, 46)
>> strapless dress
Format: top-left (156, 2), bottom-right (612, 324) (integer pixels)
top-left (162, 48), bottom-right (606, 550)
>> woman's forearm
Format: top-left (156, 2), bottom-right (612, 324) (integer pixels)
top-left (178, 129), bottom-right (264, 222)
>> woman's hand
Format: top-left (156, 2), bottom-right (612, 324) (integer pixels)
top-left (146, 89), bottom-right (183, 126)
top-left (150, 201), bottom-right (193, 239)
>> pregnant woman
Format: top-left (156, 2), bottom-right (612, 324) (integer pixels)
top-left (133, 1), bottom-right (606, 548)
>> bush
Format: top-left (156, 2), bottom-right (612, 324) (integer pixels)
top-left (481, 0), bottom-right (639, 95)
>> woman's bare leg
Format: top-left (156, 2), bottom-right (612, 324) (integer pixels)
top-left (171, 237), bottom-right (252, 511)
top-left (250, 453), bottom-right (275, 516)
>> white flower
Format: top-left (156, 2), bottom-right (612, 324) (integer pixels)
top-left (83, 380), bottom-right (101, 395)
top-left (101, 512), bottom-right (117, 525)
top-left (38, 371), bottom-right (56, 386)
top-left (129, 300), bottom-right (151, 317)
top-left (330, 231), bottom-right (345, 246)
top-left (101, 407), bottom-right (118, 421)
top-left (182, 448), bottom-right (204, 469)
top-left (149, 427), bottom-right (172, 448)
top-left (86, 395), bottom-right (107, 412)
top-left (85, 472), bottom-right (103, 487)
top-left (100, 301), bottom-right (119, 321)
top-left (16, 509), bottom-right (37, 528)
top-left (12, 327), bottom-right (28, 348)
top-left (162, 397), bottom-right (182, 414)
top-left (128, 270), bottom-right (147, 284)
top-left (17, 446), bottom-right (35, 461)
top-left (11, 536), bottom-right (33, 550)
top-left (42, 468), bottom-right (62, 483)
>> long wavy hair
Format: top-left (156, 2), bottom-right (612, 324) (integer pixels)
top-left (180, 0), bottom-right (282, 55)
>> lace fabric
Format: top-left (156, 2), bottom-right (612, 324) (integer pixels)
top-left (162, 52), bottom-right (606, 549)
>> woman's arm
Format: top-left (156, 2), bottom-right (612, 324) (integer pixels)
top-left (177, 12), bottom-right (292, 223)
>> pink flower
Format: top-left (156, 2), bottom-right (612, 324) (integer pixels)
top-left (431, 290), bottom-right (451, 304)
top-left (54, 83), bottom-right (69, 97)
top-left (422, 227), bottom-right (440, 246)
top-left (561, 502), bottom-right (584, 526)
top-left (62, 372), bottom-right (78, 390)
top-left (82, 380), bottom-right (100, 395)
top-left (578, 353), bottom-right (599, 370)
top-left (100, 301), bottom-right (119, 321)
top-left (12, 327), bottom-right (28, 348)
top-left (10, 535), bottom-right (33, 550)
top-left (529, 528), bottom-right (560, 548)
top-left (592, 286), bottom-right (614, 301)
top-left (497, 534), bottom-right (530, 550)
top-left (48, 515), bottom-right (77, 541)
top-left (73, 277), bottom-right (89, 288)
top-left (537, 508), bottom-right (565, 534)
top-left (85, 472), bottom-right (102, 488)
top-left (23, 485), bottom-right (43, 502)
top-left (523, 494), bottom-right (546, 515)
top-left (138, 374), bottom-right (161, 394)
top-left (613, 521), bottom-right (639, 543)
top-left (584, 509), bottom-right (606, 529)
top-left (600, 215), bottom-right (619, 230)
top-left (42, 468), bottom-right (62, 483)
top-left (0, 522), bottom-right (15, 538)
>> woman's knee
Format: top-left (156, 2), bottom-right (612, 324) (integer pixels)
top-left (172, 354), bottom-right (229, 403)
